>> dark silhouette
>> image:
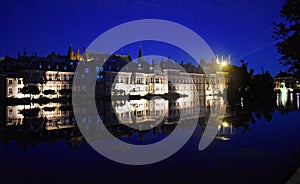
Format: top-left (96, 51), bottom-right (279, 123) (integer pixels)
top-left (273, 0), bottom-right (300, 76)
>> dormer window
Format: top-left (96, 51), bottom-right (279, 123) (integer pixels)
top-left (56, 64), bottom-right (59, 70)
top-left (64, 65), bottom-right (67, 71)
top-left (48, 64), bottom-right (51, 69)
top-left (39, 63), bottom-right (42, 69)
top-left (100, 67), bottom-right (104, 72)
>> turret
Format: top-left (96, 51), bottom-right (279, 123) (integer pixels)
top-left (67, 44), bottom-right (74, 60)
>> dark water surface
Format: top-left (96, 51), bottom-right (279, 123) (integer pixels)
top-left (1, 95), bottom-right (300, 184)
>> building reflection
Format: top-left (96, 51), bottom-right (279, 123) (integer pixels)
top-left (5, 90), bottom-right (300, 147)
top-left (5, 103), bottom-right (75, 131)
top-left (0, 95), bottom-right (233, 147)
top-left (276, 92), bottom-right (300, 112)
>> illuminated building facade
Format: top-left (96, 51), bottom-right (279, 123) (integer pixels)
top-left (0, 46), bottom-right (229, 99)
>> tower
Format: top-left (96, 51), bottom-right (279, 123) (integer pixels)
top-left (67, 44), bottom-right (74, 60)
top-left (75, 48), bottom-right (81, 60)
top-left (137, 42), bottom-right (143, 64)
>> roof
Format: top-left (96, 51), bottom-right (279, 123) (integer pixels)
top-left (26, 57), bottom-right (76, 72)
top-left (274, 71), bottom-right (294, 78)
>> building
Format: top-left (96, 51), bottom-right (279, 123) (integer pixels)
top-left (76, 49), bottom-right (229, 98)
top-left (0, 46), bottom-right (230, 100)
top-left (274, 71), bottom-right (296, 91)
top-left (6, 73), bottom-right (25, 98)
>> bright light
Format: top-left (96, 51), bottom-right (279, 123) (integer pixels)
top-left (221, 61), bottom-right (227, 67)
top-left (222, 122), bottom-right (229, 128)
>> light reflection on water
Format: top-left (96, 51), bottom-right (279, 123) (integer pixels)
top-left (1, 95), bottom-right (300, 183)
top-left (1, 96), bottom-right (229, 144)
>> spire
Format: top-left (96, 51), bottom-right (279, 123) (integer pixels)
top-left (68, 44), bottom-right (74, 60)
top-left (68, 44), bottom-right (73, 54)
top-left (138, 42), bottom-right (143, 64)
top-left (76, 48), bottom-right (81, 60)
top-left (138, 42), bottom-right (143, 59)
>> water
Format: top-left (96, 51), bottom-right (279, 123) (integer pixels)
top-left (1, 94), bottom-right (300, 183)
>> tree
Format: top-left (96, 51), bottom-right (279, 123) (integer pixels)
top-left (21, 85), bottom-right (40, 99)
top-left (273, 0), bottom-right (300, 76)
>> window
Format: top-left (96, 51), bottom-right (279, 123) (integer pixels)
top-left (18, 88), bottom-right (21, 93)
top-left (8, 88), bottom-right (12, 94)
top-left (18, 79), bottom-right (22, 84)
top-left (8, 80), bottom-right (12, 84)
top-left (155, 78), bottom-right (159, 83)
top-left (97, 75), bottom-right (103, 81)
top-left (48, 74), bottom-right (52, 81)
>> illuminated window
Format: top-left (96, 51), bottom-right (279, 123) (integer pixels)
top-left (8, 80), bottom-right (12, 84)
top-left (18, 79), bottom-right (21, 84)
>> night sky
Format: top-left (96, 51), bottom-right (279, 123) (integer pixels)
top-left (1, 0), bottom-right (286, 75)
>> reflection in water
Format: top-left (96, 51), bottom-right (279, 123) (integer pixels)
top-left (280, 91), bottom-right (288, 107)
top-left (5, 103), bottom-right (75, 131)
top-left (2, 94), bottom-right (300, 183)
top-left (2, 91), bottom-right (300, 147)
top-left (297, 93), bottom-right (300, 109)
top-left (276, 92), bottom-right (300, 112)
top-left (0, 95), bottom-right (231, 146)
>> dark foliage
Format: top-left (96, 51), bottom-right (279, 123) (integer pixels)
top-left (273, 0), bottom-right (300, 76)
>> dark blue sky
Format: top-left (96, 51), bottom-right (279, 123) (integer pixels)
top-left (0, 0), bottom-right (286, 75)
